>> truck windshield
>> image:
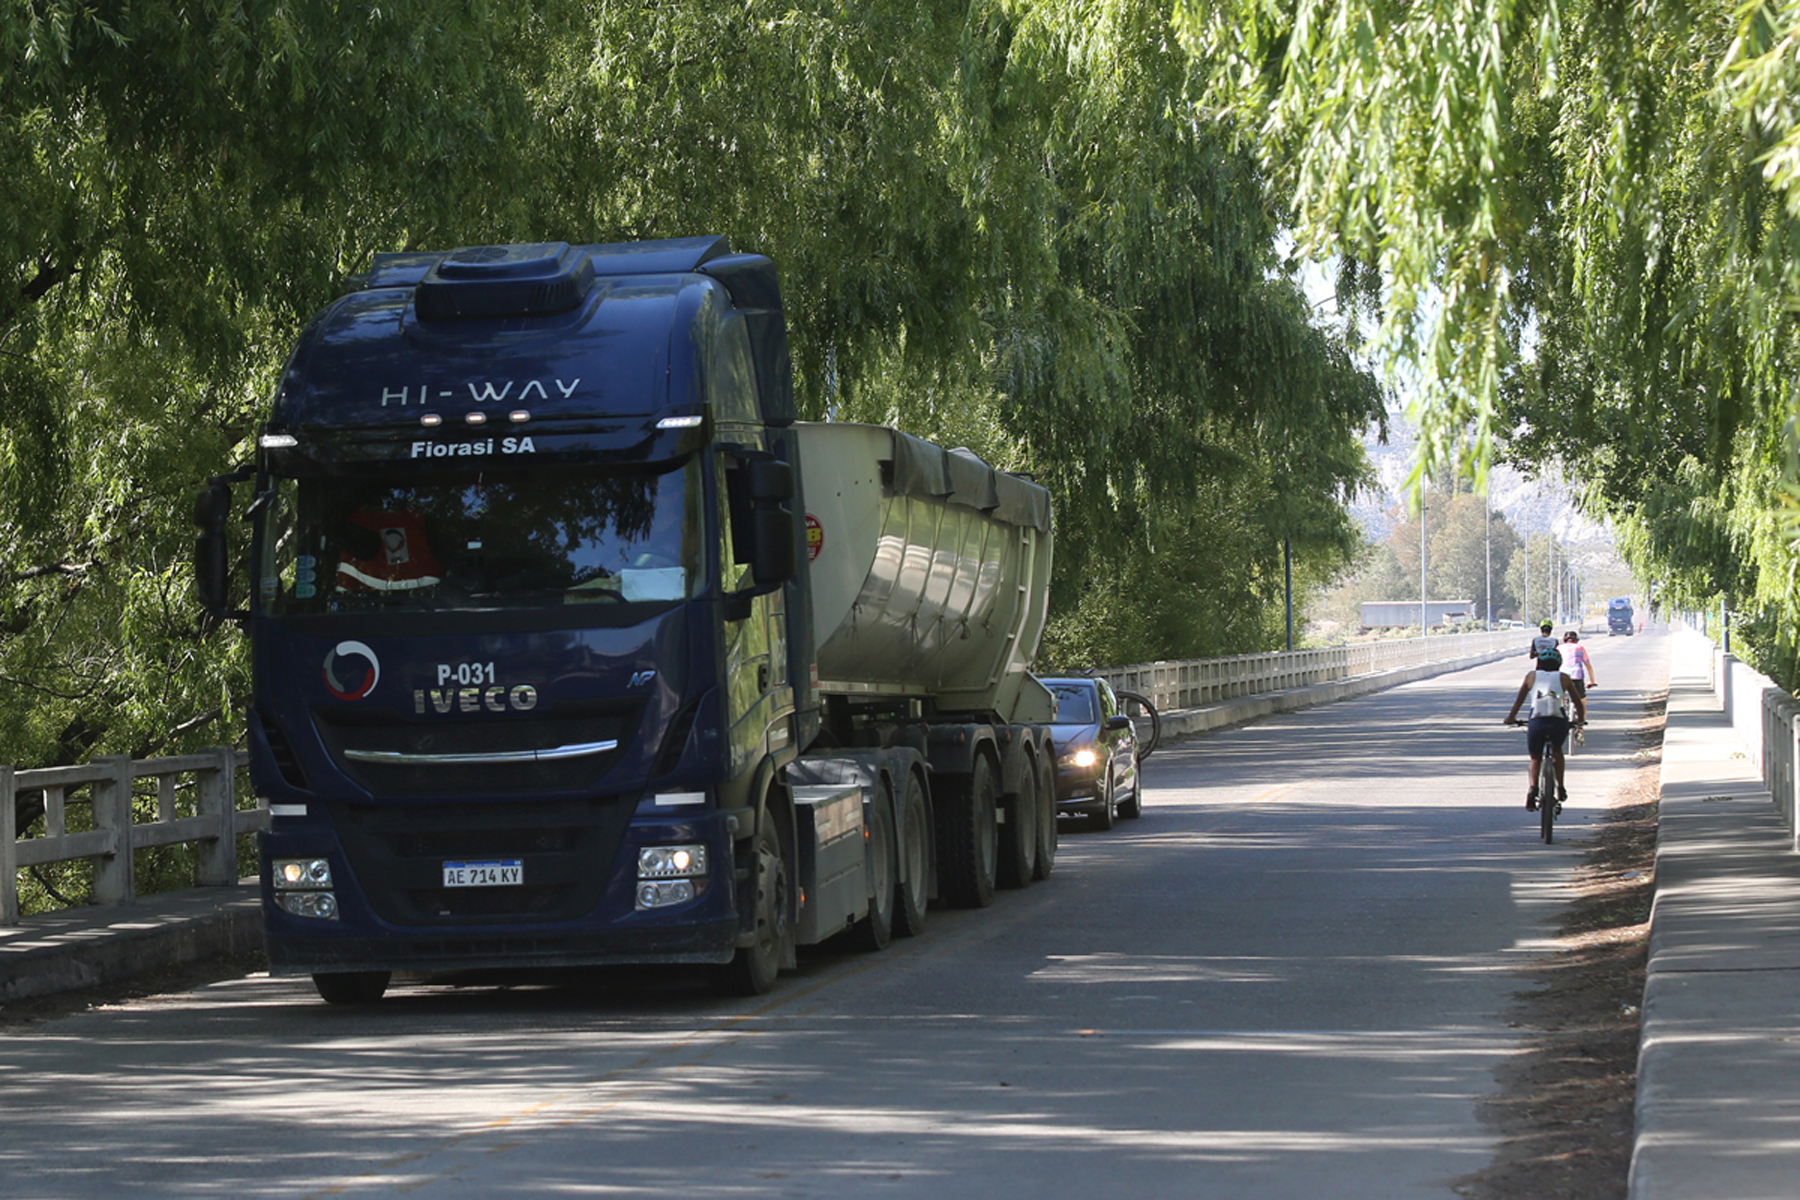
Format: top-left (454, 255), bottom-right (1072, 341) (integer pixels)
top-left (258, 461), bottom-right (704, 614)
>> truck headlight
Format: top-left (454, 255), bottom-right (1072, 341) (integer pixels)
top-left (274, 858), bottom-right (333, 889)
top-left (638, 845), bottom-right (707, 878)
top-left (636, 880), bottom-right (697, 910)
top-left (275, 891), bottom-right (339, 920)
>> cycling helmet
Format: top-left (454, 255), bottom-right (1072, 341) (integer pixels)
top-left (1538, 620), bottom-right (1553, 632)
top-left (1536, 649), bottom-right (1563, 670)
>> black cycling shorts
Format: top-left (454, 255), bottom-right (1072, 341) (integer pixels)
top-left (1527, 715), bottom-right (1571, 758)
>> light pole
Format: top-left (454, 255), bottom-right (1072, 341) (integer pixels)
top-left (1523, 529), bottom-right (1531, 627)
top-left (1419, 494), bottom-right (1428, 637)
top-left (1484, 491), bottom-right (1492, 629)
top-left (1283, 536), bottom-right (1293, 652)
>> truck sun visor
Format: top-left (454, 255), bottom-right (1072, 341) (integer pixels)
top-left (415, 243), bottom-right (597, 321)
top-left (887, 429), bottom-right (1051, 533)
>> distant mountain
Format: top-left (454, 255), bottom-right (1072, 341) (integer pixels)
top-left (1350, 414), bottom-right (1637, 603)
top-left (1352, 415), bottom-right (1609, 543)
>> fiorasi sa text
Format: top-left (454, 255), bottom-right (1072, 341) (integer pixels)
top-left (410, 437), bottom-right (535, 458)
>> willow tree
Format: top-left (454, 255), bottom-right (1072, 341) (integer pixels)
top-left (2, 0), bottom-right (1378, 795)
top-left (1174, 0), bottom-right (1800, 680)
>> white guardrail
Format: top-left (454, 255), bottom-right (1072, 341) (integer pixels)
top-left (2, 629), bottom-right (1527, 926)
top-left (1670, 618), bottom-right (1800, 853)
top-left (0, 748), bottom-right (267, 925)
top-left (1093, 629), bottom-right (1522, 714)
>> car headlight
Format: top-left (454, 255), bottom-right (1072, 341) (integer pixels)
top-left (1063, 748), bottom-right (1099, 769)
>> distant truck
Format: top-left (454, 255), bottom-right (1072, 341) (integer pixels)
top-left (194, 237), bottom-right (1061, 1003)
top-left (1607, 597), bottom-right (1635, 636)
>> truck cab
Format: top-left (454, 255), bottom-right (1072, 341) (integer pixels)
top-left (198, 239), bottom-right (816, 997)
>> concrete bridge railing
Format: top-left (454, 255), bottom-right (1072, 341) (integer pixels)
top-left (1, 748), bottom-right (268, 925)
top-left (1669, 619), bottom-right (1800, 854)
top-left (1093, 629), bottom-right (1524, 715)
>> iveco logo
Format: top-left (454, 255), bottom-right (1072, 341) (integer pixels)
top-left (323, 641), bottom-right (381, 701)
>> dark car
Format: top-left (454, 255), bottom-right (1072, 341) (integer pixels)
top-left (1041, 676), bottom-right (1140, 829)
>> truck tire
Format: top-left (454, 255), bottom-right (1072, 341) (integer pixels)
top-left (313, 971), bottom-right (389, 1006)
top-left (894, 769), bottom-right (931, 937)
top-left (1032, 751), bottom-right (1057, 881)
top-left (997, 752), bottom-right (1039, 889)
top-left (852, 776), bottom-right (898, 951)
top-left (713, 816), bottom-right (789, 996)
top-left (936, 753), bottom-right (999, 908)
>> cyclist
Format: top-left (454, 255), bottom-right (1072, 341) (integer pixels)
top-left (1528, 619), bottom-right (1558, 660)
top-left (1503, 647), bottom-right (1587, 812)
top-left (1561, 629), bottom-right (1596, 700)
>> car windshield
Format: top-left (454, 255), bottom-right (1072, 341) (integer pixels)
top-left (1047, 683), bottom-right (1098, 724)
top-left (258, 460), bottom-right (704, 614)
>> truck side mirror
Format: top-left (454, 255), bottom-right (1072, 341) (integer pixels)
top-left (193, 482), bottom-right (233, 615)
top-left (745, 459), bottom-right (793, 503)
top-left (724, 452), bottom-right (799, 602)
top-left (751, 507), bottom-right (797, 587)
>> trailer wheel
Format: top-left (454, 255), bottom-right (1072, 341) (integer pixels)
top-left (894, 769), bottom-right (931, 937)
top-left (1032, 750), bottom-right (1057, 881)
top-left (714, 816), bottom-right (789, 996)
top-left (852, 776), bottom-right (898, 951)
top-left (936, 753), bottom-right (998, 908)
top-left (997, 753), bottom-right (1039, 889)
top-left (313, 971), bottom-right (389, 1006)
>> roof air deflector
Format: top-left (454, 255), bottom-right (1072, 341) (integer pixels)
top-left (414, 242), bottom-right (597, 320)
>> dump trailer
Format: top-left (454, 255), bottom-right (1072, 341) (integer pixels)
top-left (1607, 597), bottom-right (1634, 636)
top-left (194, 238), bottom-right (1059, 1003)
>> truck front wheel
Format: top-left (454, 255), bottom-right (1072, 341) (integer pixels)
top-left (936, 754), bottom-right (999, 908)
top-left (714, 818), bottom-right (790, 996)
top-left (313, 971), bottom-right (390, 1006)
top-left (852, 777), bottom-right (898, 951)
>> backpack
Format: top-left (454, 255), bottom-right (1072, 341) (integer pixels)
top-left (1530, 672), bottom-right (1565, 719)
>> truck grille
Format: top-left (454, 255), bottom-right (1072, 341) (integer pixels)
top-left (314, 706), bottom-right (637, 797)
top-left (328, 797), bottom-right (635, 926)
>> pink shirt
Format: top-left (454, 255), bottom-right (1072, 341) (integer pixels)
top-left (1563, 643), bottom-right (1592, 683)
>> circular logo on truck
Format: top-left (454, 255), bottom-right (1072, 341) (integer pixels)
top-left (805, 514), bottom-right (823, 562)
top-left (323, 641), bottom-right (381, 701)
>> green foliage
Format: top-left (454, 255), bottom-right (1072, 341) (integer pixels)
top-left (1176, 0), bottom-right (1800, 682)
top-left (1, 0), bottom-right (1378, 828)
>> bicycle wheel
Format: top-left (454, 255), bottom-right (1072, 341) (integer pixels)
top-left (1539, 754), bottom-right (1556, 844)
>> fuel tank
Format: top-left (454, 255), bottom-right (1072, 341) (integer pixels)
top-left (794, 422), bottom-right (1054, 722)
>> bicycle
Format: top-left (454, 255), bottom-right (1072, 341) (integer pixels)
top-left (1507, 719), bottom-right (1583, 843)
top-left (1535, 736), bottom-right (1560, 843)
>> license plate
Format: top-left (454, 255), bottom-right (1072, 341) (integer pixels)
top-left (443, 859), bottom-right (523, 887)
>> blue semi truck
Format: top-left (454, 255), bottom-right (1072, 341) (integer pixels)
top-left (195, 239), bottom-right (1060, 1003)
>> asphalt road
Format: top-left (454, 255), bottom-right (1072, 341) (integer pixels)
top-left (0, 630), bottom-right (1670, 1199)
